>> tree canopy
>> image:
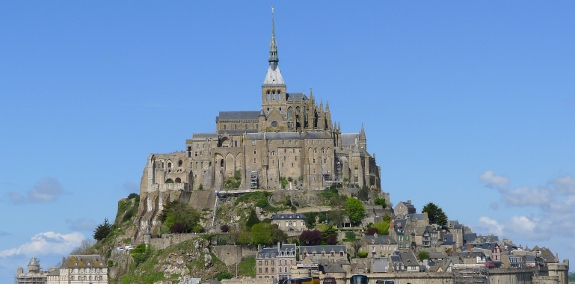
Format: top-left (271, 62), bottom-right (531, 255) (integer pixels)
top-left (344, 198), bottom-right (366, 225)
top-left (93, 218), bottom-right (112, 241)
top-left (422, 202), bottom-right (448, 226)
top-left (158, 201), bottom-right (202, 233)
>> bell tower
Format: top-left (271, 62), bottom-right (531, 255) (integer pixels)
top-left (262, 7), bottom-right (287, 116)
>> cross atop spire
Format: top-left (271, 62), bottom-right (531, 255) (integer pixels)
top-left (269, 7), bottom-right (279, 65)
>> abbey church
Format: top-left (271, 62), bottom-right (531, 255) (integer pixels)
top-left (137, 12), bottom-right (380, 234)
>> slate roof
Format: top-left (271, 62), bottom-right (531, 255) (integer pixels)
top-left (303, 132), bottom-right (332, 139)
top-left (61, 255), bottom-right (106, 268)
top-left (463, 233), bottom-right (477, 243)
top-left (472, 242), bottom-right (499, 250)
top-left (286, 93), bottom-right (307, 101)
top-left (300, 245), bottom-right (347, 254)
top-left (257, 247), bottom-right (278, 259)
top-left (428, 252), bottom-right (448, 260)
top-left (400, 252), bottom-right (419, 267)
top-left (341, 134), bottom-right (359, 146)
top-left (442, 234), bottom-right (456, 245)
top-left (363, 235), bottom-right (397, 245)
top-left (191, 133), bottom-right (218, 140)
top-left (216, 111), bottom-right (260, 121)
top-left (271, 213), bottom-right (307, 220)
top-left (372, 257), bottom-right (390, 273)
top-left (406, 213), bottom-right (427, 221)
top-left (322, 263), bottom-right (347, 273)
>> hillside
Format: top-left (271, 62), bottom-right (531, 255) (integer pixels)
top-left (89, 186), bottom-right (388, 283)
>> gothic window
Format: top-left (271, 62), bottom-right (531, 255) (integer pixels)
top-left (254, 158), bottom-right (256, 164)
top-left (245, 124), bottom-right (248, 129)
top-left (224, 125), bottom-right (226, 130)
top-left (254, 150), bottom-right (256, 154)
top-left (287, 107), bottom-right (293, 120)
top-left (178, 160), bottom-right (183, 167)
top-left (168, 162), bottom-right (172, 168)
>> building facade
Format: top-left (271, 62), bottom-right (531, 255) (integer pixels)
top-left (137, 11), bottom-right (380, 236)
top-left (46, 255), bottom-right (108, 284)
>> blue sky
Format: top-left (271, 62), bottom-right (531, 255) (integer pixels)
top-left (1, 1), bottom-right (574, 281)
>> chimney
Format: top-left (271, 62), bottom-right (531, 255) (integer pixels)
top-left (407, 200), bottom-right (411, 204)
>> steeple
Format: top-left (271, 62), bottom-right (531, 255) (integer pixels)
top-left (269, 7), bottom-right (278, 65)
top-left (263, 7), bottom-right (285, 86)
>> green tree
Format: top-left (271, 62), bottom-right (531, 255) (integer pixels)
top-left (422, 202), bottom-right (448, 226)
top-left (374, 197), bottom-right (386, 208)
top-left (371, 220), bottom-right (390, 235)
top-left (93, 218), bottom-right (112, 241)
top-left (344, 198), bottom-right (366, 225)
top-left (382, 214), bottom-right (391, 223)
top-left (158, 201), bottom-right (202, 233)
top-left (245, 208), bottom-right (260, 228)
top-left (418, 251), bottom-right (430, 260)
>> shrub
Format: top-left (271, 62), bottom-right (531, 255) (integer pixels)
top-left (217, 273), bottom-right (233, 281)
top-left (374, 197), bottom-right (386, 208)
top-left (357, 252), bottom-right (368, 258)
top-left (345, 231), bottom-right (356, 240)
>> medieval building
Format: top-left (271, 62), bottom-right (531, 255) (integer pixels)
top-left (137, 12), bottom-right (380, 236)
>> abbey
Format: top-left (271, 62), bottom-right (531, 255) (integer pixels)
top-left (138, 13), bottom-right (380, 233)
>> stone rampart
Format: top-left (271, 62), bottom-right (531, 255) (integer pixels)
top-left (148, 233), bottom-right (200, 250)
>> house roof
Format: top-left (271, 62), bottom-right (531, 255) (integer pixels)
top-left (216, 111), bottom-right (260, 121)
top-left (257, 247), bottom-right (278, 259)
top-left (286, 93), bottom-right (307, 101)
top-left (300, 245), bottom-right (347, 254)
top-left (271, 213), bottom-right (307, 220)
top-left (61, 255), bottom-right (105, 268)
top-left (406, 213), bottom-right (426, 221)
top-left (363, 235), bottom-right (397, 245)
top-left (371, 257), bottom-right (389, 273)
top-left (400, 252), bottom-right (419, 267)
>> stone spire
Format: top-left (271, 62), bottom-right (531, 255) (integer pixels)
top-left (263, 7), bottom-right (284, 85)
top-left (269, 7), bottom-right (278, 65)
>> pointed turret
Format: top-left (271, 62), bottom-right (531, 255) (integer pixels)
top-left (359, 123), bottom-right (367, 150)
top-left (263, 7), bottom-right (284, 86)
top-left (326, 101), bottom-right (332, 131)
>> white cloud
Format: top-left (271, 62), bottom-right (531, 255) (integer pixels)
top-left (501, 186), bottom-right (550, 207)
top-left (8, 178), bottom-right (65, 204)
top-left (66, 219), bottom-right (96, 232)
top-left (477, 216), bottom-right (504, 236)
top-left (479, 170), bottom-right (509, 190)
top-left (0, 232), bottom-right (85, 258)
top-left (550, 175), bottom-right (575, 195)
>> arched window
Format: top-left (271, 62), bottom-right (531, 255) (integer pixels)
top-left (178, 160), bottom-right (182, 167)
top-left (220, 159), bottom-right (224, 167)
top-left (175, 178), bottom-right (181, 183)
